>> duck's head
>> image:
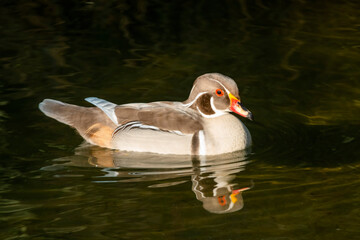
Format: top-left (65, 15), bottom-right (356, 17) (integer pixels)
top-left (184, 73), bottom-right (253, 120)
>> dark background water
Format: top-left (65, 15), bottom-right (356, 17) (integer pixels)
top-left (1, 0), bottom-right (360, 239)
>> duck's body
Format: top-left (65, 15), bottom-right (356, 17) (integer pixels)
top-left (39, 73), bottom-right (253, 155)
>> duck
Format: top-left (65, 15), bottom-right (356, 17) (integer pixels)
top-left (39, 73), bottom-right (253, 155)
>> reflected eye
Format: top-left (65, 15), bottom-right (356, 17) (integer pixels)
top-left (215, 89), bottom-right (224, 97)
top-left (217, 196), bottom-right (227, 206)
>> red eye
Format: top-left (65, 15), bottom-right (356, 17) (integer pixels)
top-left (218, 196), bottom-right (227, 206)
top-left (215, 89), bottom-right (224, 97)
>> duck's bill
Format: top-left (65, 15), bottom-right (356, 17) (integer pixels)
top-left (228, 93), bottom-right (254, 121)
top-left (230, 186), bottom-right (252, 203)
top-left (232, 186), bottom-right (252, 195)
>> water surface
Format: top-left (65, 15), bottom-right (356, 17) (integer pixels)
top-left (1, 1), bottom-right (360, 239)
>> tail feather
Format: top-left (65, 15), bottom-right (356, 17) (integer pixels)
top-left (39, 99), bottom-right (81, 126)
top-left (39, 99), bottom-right (116, 148)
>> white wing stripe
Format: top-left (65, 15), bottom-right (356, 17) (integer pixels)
top-left (112, 121), bottom-right (185, 139)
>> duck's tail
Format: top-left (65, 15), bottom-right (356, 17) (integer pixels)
top-left (39, 99), bottom-right (81, 126)
top-left (39, 99), bottom-right (115, 148)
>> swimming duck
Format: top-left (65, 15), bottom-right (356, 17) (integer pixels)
top-left (39, 73), bottom-right (253, 155)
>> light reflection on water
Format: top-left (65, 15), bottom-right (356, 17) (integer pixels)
top-left (42, 145), bottom-right (253, 215)
top-left (1, 144), bottom-right (359, 239)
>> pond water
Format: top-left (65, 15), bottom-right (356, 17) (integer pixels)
top-left (1, 1), bottom-right (360, 239)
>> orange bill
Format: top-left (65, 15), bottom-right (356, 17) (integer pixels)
top-left (228, 93), bottom-right (253, 121)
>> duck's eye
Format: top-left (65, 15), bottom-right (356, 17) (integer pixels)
top-left (215, 89), bottom-right (224, 97)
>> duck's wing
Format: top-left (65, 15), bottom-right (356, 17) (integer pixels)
top-left (85, 97), bottom-right (203, 136)
top-left (40, 98), bottom-right (204, 153)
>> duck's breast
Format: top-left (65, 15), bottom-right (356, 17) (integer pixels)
top-left (202, 114), bottom-right (251, 155)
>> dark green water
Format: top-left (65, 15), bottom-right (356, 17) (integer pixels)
top-left (1, 1), bottom-right (360, 239)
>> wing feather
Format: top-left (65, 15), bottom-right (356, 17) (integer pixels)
top-left (114, 102), bottom-right (203, 135)
top-left (85, 97), bottom-right (118, 125)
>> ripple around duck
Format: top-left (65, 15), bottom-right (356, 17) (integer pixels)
top-left (39, 145), bottom-right (254, 215)
top-left (249, 115), bottom-right (312, 160)
top-left (238, 161), bottom-right (360, 236)
top-left (248, 111), bottom-right (360, 167)
top-left (41, 145), bottom-right (251, 183)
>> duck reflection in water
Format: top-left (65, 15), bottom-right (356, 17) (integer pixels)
top-left (42, 144), bottom-right (253, 214)
top-left (191, 158), bottom-right (253, 214)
